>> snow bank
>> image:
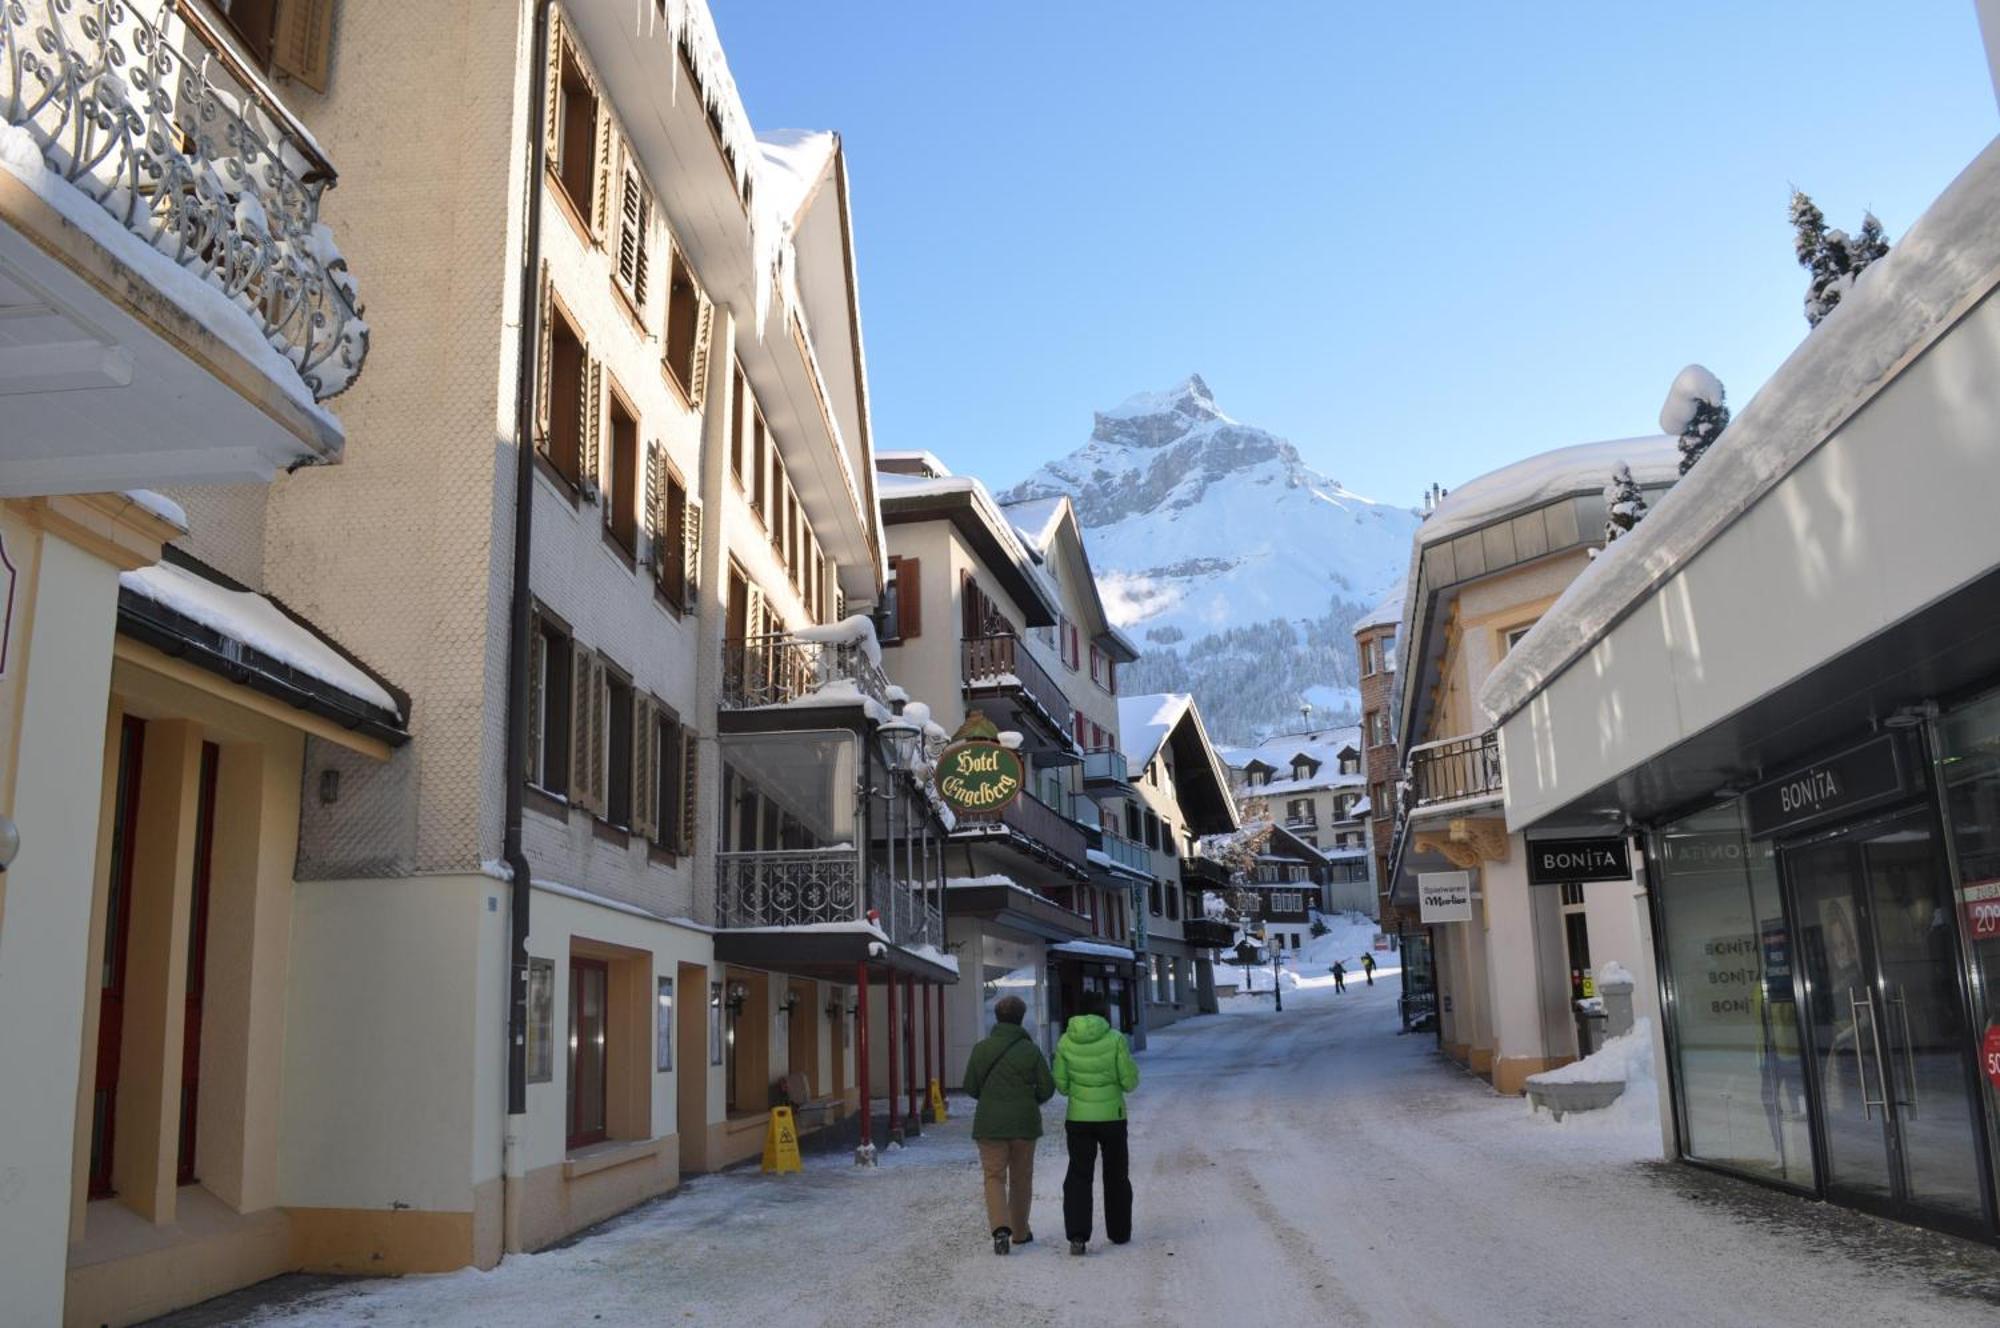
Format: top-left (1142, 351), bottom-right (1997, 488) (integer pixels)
top-left (1483, 137), bottom-right (2000, 729)
top-left (1657, 364), bottom-right (1725, 436)
top-left (121, 561), bottom-right (397, 714)
top-left (1530, 1017), bottom-right (1655, 1088)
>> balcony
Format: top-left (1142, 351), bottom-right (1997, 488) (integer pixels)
top-left (1096, 829), bottom-right (1153, 878)
top-left (0, 0), bottom-right (368, 494)
top-left (722, 631), bottom-right (888, 710)
top-left (961, 633), bottom-right (1074, 752)
top-left (1182, 917), bottom-right (1236, 949)
top-left (952, 790), bottom-right (1088, 878)
top-left (715, 849), bottom-right (944, 965)
top-left (1406, 730), bottom-right (1504, 813)
top-left (1082, 748), bottom-right (1131, 789)
top-left (1183, 855), bottom-right (1234, 890)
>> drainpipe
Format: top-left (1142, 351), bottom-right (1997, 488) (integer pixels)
top-left (501, 0), bottom-right (556, 1253)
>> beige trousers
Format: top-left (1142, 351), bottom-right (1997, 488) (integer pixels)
top-left (977, 1137), bottom-right (1037, 1236)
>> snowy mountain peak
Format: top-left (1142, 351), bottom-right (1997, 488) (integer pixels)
top-left (999, 380), bottom-right (1421, 743)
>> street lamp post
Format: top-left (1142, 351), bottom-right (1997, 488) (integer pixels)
top-left (1272, 942), bottom-right (1283, 1012)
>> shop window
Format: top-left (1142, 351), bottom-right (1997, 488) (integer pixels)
top-left (1940, 690), bottom-right (2000, 1202)
top-left (568, 957), bottom-right (609, 1148)
top-left (1655, 802), bottom-right (1812, 1186)
top-left (526, 958), bottom-right (555, 1083)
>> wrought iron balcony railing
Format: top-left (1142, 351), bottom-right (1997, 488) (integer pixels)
top-left (1, 0), bottom-right (368, 399)
top-left (961, 632), bottom-right (1073, 737)
top-left (715, 848), bottom-right (940, 951)
top-left (721, 631), bottom-right (888, 710)
top-left (1406, 729), bottom-right (1504, 811)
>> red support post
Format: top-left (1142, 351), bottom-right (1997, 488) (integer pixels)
top-left (904, 974), bottom-right (921, 1124)
top-left (855, 965), bottom-right (872, 1156)
top-left (935, 981), bottom-right (947, 1103)
top-left (885, 970), bottom-right (902, 1142)
top-left (922, 981), bottom-right (935, 1121)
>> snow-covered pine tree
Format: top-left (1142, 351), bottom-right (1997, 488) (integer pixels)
top-left (1602, 463), bottom-right (1648, 546)
top-left (1659, 364), bottom-right (1730, 476)
top-left (1791, 190), bottom-right (1891, 326)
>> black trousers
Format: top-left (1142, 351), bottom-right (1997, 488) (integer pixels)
top-left (1063, 1120), bottom-right (1132, 1243)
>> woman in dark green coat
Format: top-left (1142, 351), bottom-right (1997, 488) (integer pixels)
top-left (962, 994), bottom-right (1055, 1254)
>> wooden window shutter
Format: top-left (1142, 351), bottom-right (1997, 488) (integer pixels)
top-left (645, 444), bottom-right (668, 575)
top-left (534, 267), bottom-right (553, 438)
top-left (681, 495), bottom-right (702, 609)
top-left (617, 154), bottom-right (649, 305)
top-left (898, 558), bottom-right (921, 639)
top-left (631, 696), bottom-right (657, 841)
top-left (569, 648), bottom-right (596, 811)
top-left (579, 356), bottom-right (602, 498)
top-left (543, 18), bottom-right (565, 163)
top-left (592, 110), bottom-right (614, 237)
top-left (586, 655), bottom-right (607, 813)
top-left (526, 627), bottom-right (546, 782)
top-left (686, 295), bottom-right (715, 410)
top-left (272, 0), bottom-right (336, 93)
top-left (679, 727), bottom-right (700, 853)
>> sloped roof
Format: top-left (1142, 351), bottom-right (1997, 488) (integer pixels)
top-left (1118, 692), bottom-right (1239, 834)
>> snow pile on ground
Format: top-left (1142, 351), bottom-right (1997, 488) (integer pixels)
top-left (1525, 1017), bottom-right (1662, 1137)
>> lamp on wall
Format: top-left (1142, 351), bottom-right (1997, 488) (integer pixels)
top-left (778, 991), bottom-right (800, 1017)
top-left (878, 717), bottom-right (923, 773)
top-left (724, 981), bottom-right (749, 1015)
top-left (826, 992), bottom-right (845, 1020)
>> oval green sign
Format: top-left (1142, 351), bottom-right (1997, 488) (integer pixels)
top-left (935, 740), bottom-right (1024, 816)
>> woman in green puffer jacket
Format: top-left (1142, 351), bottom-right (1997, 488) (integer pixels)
top-left (1052, 991), bottom-right (1139, 1254)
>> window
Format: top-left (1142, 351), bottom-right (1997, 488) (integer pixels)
top-left (1504, 621), bottom-right (1539, 653)
top-left (1125, 802), bottom-right (1141, 840)
top-left (213, 0), bottom-right (336, 91)
top-left (1247, 767), bottom-right (1269, 787)
top-left (526, 958), bottom-right (555, 1083)
top-left (568, 956), bottom-right (609, 1148)
top-left (651, 708), bottom-right (693, 854)
top-left (1144, 811), bottom-right (1161, 850)
top-left (655, 976), bottom-right (674, 1072)
top-left (1339, 751), bottom-right (1361, 776)
top-left (604, 388), bottom-right (639, 557)
top-left (883, 557), bottom-right (921, 642)
top-left (751, 411), bottom-right (768, 518)
top-left (663, 248), bottom-right (704, 399)
top-left (1367, 709), bottom-right (1391, 747)
top-left (1166, 887), bottom-right (1180, 921)
top-left (1149, 880), bottom-right (1163, 916)
top-left (553, 41), bottom-right (600, 225)
top-left (1060, 617), bottom-right (1080, 670)
top-left (1292, 758), bottom-right (1313, 781)
top-left (527, 616), bottom-right (573, 796)
top-left (650, 448), bottom-right (697, 614)
top-left (1089, 644), bottom-right (1106, 688)
top-left (605, 671), bottom-right (634, 827)
top-left (1273, 891), bottom-right (1303, 914)
top-left (541, 300), bottom-right (589, 490)
top-left (1287, 798), bottom-right (1311, 825)
top-left (730, 365), bottom-right (747, 486)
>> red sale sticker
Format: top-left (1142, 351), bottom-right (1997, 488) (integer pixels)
top-left (1983, 1026), bottom-right (2000, 1093)
top-left (1961, 880), bottom-right (2000, 943)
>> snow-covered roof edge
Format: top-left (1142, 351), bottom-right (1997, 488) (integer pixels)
top-left (1354, 582), bottom-right (1403, 633)
top-left (1482, 135), bottom-right (2000, 728)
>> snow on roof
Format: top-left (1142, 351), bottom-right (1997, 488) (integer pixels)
top-left (1224, 727), bottom-right (1365, 796)
top-left (1420, 436), bottom-right (1681, 547)
top-left (1051, 939), bottom-right (1136, 962)
top-left (1002, 495), bottom-right (1068, 552)
top-left (120, 560), bottom-right (398, 715)
top-left (1354, 583), bottom-right (1403, 632)
top-left (1119, 693), bottom-right (1191, 769)
top-left (755, 129), bottom-right (836, 226)
top-left (1482, 137), bottom-right (2000, 729)
top-left (1658, 364), bottom-right (1725, 437)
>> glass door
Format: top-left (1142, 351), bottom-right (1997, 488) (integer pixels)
top-left (1787, 808), bottom-right (1990, 1229)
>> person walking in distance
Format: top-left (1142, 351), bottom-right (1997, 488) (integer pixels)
top-left (1331, 960), bottom-right (1348, 993)
top-left (1361, 952), bottom-right (1377, 987)
top-left (1053, 991), bottom-right (1139, 1255)
top-left (962, 995), bottom-right (1055, 1255)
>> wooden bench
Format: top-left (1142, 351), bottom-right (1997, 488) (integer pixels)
top-left (783, 1072), bottom-right (842, 1131)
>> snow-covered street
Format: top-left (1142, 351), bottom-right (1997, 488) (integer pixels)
top-left (151, 976), bottom-right (2000, 1328)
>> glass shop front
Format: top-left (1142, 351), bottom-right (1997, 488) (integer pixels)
top-left (1652, 694), bottom-right (2000, 1239)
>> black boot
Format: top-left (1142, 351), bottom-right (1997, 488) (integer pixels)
top-left (992, 1227), bottom-right (1011, 1256)
top-left (1069, 1240), bottom-right (1087, 1256)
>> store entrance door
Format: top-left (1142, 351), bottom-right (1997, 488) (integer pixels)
top-left (1786, 807), bottom-right (1992, 1232)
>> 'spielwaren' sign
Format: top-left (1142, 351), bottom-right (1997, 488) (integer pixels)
top-left (935, 740), bottom-right (1023, 817)
top-left (1526, 836), bottom-right (1631, 886)
top-left (1418, 871), bottom-right (1473, 924)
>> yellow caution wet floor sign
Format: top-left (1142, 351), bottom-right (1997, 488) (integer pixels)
top-left (929, 1078), bottom-right (948, 1122)
top-left (762, 1105), bottom-right (802, 1174)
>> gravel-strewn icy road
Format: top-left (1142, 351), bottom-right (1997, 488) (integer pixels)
top-left (153, 976), bottom-right (2000, 1327)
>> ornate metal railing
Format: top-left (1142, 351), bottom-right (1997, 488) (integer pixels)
top-left (716, 849), bottom-right (941, 951)
top-left (961, 633), bottom-right (1073, 737)
top-left (1406, 729), bottom-right (1504, 810)
top-left (0, 0), bottom-right (367, 399)
top-left (721, 631), bottom-right (888, 709)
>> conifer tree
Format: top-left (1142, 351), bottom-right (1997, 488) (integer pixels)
top-left (1602, 463), bottom-right (1648, 546)
top-left (1791, 189), bottom-right (1891, 327)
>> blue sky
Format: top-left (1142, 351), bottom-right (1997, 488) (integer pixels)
top-left (716, 2), bottom-right (1998, 507)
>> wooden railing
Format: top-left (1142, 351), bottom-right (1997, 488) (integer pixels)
top-left (961, 633), bottom-right (1073, 737)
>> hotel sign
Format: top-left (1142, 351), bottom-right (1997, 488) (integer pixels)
top-left (1744, 735), bottom-right (1907, 839)
top-left (935, 740), bottom-right (1023, 817)
top-left (1526, 836), bottom-right (1631, 886)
